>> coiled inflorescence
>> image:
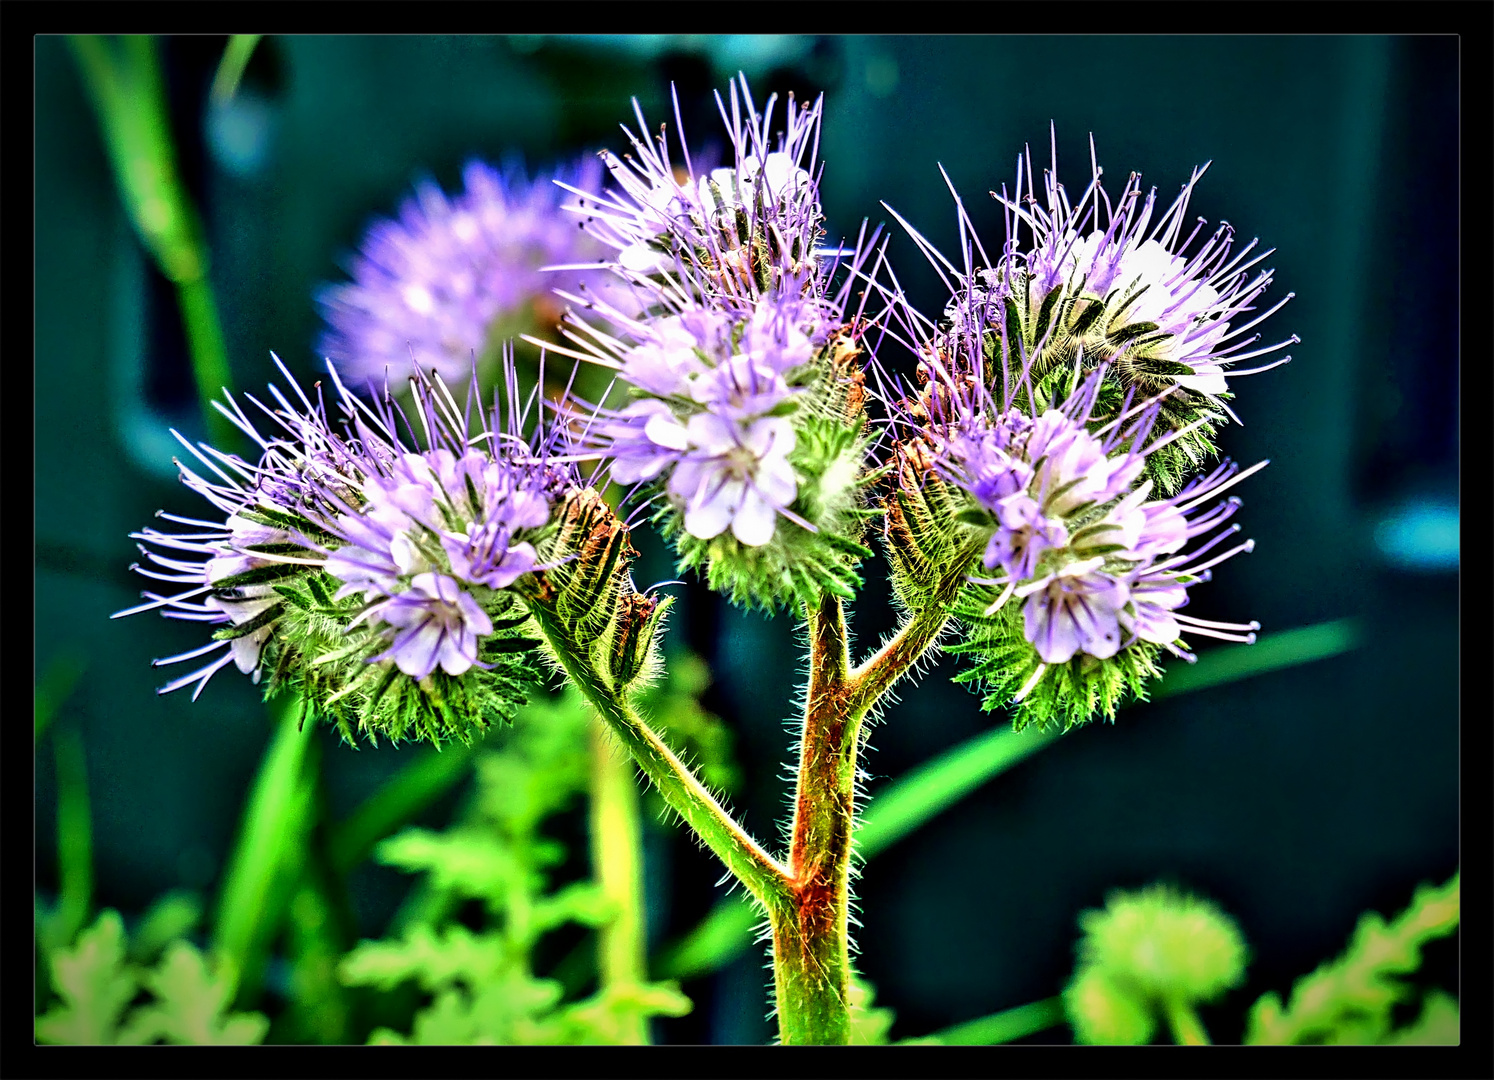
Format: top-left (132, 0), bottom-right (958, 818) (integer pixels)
top-left (115, 356), bottom-right (578, 745)
top-left (549, 76), bottom-right (886, 610)
top-left (875, 136), bottom-right (1287, 729)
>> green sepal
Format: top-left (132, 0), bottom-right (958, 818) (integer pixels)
top-left (210, 602), bottom-right (285, 641)
top-left (210, 562), bottom-right (311, 591)
top-left (947, 583), bottom-right (1166, 731)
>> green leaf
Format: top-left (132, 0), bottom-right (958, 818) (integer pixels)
top-left (375, 829), bottom-right (520, 904)
top-left (340, 924), bottom-right (508, 993)
top-left (211, 695), bottom-right (317, 1003)
top-left (911, 995), bottom-right (1067, 1045)
top-left (1245, 872), bottom-right (1459, 1045)
top-left (120, 943), bottom-right (268, 1045)
top-left (127, 890), bottom-right (203, 966)
top-left (1383, 991), bottom-right (1459, 1046)
top-left (35, 911), bottom-right (138, 1045)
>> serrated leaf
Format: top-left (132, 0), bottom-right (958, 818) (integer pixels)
top-left (340, 924), bottom-right (508, 993)
top-left (34, 911), bottom-right (138, 1045)
top-left (1246, 873), bottom-right (1459, 1045)
top-left (121, 943), bottom-right (268, 1045)
top-left (375, 829), bottom-right (519, 902)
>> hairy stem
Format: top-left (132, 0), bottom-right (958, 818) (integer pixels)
top-left (846, 605), bottom-right (952, 721)
top-left (772, 593), bottom-right (856, 1045)
top-left (532, 606), bottom-right (792, 911)
top-left (589, 717), bottom-right (650, 1044)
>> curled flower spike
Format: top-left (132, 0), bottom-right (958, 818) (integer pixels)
top-left (545, 75), bottom-right (889, 611)
top-left (872, 180), bottom-right (1271, 728)
top-left (318, 156), bottom-right (633, 390)
top-left (114, 353), bottom-right (580, 746)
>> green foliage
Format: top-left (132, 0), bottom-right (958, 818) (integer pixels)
top-left (1246, 873), bottom-right (1460, 1045)
top-left (340, 674), bottom-right (692, 1044)
top-left (36, 910), bottom-right (268, 1046)
top-left (1064, 884), bottom-right (1248, 1045)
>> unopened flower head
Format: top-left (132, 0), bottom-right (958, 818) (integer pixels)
top-left (114, 354), bottom-right (578, 745)
top-left (318, 156), bottom-right (631, 390)
top-left (1066, 883), bottom-right (1248, 1046)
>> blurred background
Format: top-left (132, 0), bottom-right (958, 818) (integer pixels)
top-left (35, 34), bottom-right (1458, 1044)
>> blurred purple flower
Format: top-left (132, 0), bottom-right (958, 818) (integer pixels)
top-left (318, 156), bottom-right (628, 388)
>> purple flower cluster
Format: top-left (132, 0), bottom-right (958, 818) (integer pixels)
top-left (318, 156), bottom-right (631, 389)
top-left (574, 296), bottom-right (822, 546)
top-left (562, 76), bottom-right (832, 309)
top-left (115, 357), bottom-right (569, 697)
top-left (935, 378), bottom-right (1263, 680)
top-left (948, 133), bottom-right (1297, 405)
top-left (549, 78), bottom-right (879, 552)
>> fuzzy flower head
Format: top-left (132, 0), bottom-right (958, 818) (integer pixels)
top-left (114, 354), bottom-right (581, 746)
top-left (561, 74), bottom-right (852, 316)
top-left (880, 288), bottom-right (1265, 729)
top-left (888, 132), bottom-right (1295, 493)
top-left (557, 270), bottom-right (881, 609)
top-left (318, 156), bottom-right (632, 390)
top-left (545, 77), bottom-right (885, 611)
top-left (1065, 884), bottom-right (1249, 1046)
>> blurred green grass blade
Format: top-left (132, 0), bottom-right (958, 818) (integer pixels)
top-left (211, 696), bottom-right (315, 996)
top-left (911, 996), bottom-right (1066, 1045)
top-left (36, 654), bottom-right (88, 742)
top-left (210, 35), bottom-right (261, 105)
top-left (856, 725), bottom-right (1060, 861)
top-left (327, 742), bottom-right (477, 875)
top-left (68, 34), bottom-right (236, 447)
top-left (53, 728), bottom-right (94, 948)
top-left (1152, 617), bottom-right (1362, 700)
top-left (652, 618), bottom-right (1364, 982)
top-left (654, 894), bottom-right (758, 980)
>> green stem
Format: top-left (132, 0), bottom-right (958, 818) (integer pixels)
top-left (772, 593), bottom-right (856, 1045)
top-left (210, 34), bottom-right (262, 105)
top-left (531, 606), bottom-right (791, 913)
top-left (589, 717), bottom-right (650, 1044)
top-left (1165, 998), bottom-right (1211, 1045)
top-left (52, 727), bottom-right (94, 949)
top-left (846, 605), bottom-right (952, 721)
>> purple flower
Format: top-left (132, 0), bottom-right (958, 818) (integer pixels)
top-left (911, 359), bottom-right (1265, 668)
top-left (114, 355), bottom-right (572, 700)
top-left (1001, 134), bottom-right (1297, 400)
top-left (318, 156), bottom-right (629, 389)
top-left (667, 413), bottom-right (799, 547)
top-left (1018, 559), bottom-right (1129, 664)
top-left (563, 74), bottom-right (853, 314)
top-left (365, 572), bottom-right (495, 679)
top-left (564, 292), bottom-right (828, 546)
